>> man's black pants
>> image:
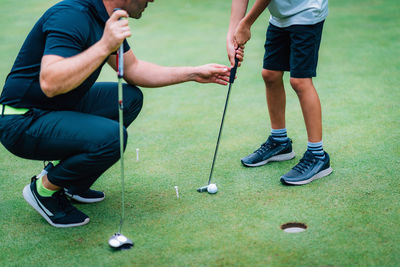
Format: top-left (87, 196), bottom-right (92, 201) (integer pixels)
top-left (0, 82), bottom-right (143, 194)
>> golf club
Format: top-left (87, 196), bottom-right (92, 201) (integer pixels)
top-left (197, 56), bottom-right (239, 193)
top-left (108, 10), bottom-right (133, 250)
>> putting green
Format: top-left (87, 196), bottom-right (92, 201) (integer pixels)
top-left (0, 0), bottom-right (399, 266)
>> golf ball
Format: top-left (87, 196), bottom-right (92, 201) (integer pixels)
top-left (207, 183), bottom-right (218, 194)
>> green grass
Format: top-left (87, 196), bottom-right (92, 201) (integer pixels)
top-left (1, 0), bottom-right (399, 266)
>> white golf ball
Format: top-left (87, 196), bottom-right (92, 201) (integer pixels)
top-left (207, 183), bottom-right (218, 194)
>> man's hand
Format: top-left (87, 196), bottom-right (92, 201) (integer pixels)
top-left (234, 19), bottom-right (251, 46)
top-left (191, 64), bottom-right (232, 85)
top-left (119, 51), bottom-right (232, 88)
top-left (100, 10), bottom-right (131, 54)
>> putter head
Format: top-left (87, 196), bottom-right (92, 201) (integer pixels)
top-left (197, 185), bottom-right (208, 193)
top-left (108, 233), bottom-right (134, 250)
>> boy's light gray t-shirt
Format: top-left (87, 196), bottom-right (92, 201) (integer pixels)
top-left (268, 0), bottom-right (328, 27)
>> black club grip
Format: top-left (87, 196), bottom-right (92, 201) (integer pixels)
top-left (229, 56), bottom-right (239, 84)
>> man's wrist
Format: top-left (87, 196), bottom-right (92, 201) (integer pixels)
top-left (187, 66), bottom-right (198, 82)
top-left (95, 39), bottom-right (113, 58)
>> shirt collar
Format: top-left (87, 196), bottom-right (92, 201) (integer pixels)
top-left (92, 0), bottom-right (110, 24)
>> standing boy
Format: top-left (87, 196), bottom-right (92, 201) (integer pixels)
top-left (227, 0), bottom-right (332, 185)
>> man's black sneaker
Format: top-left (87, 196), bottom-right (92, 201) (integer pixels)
top-left (22, 177), bottom-right (90, 228)
top-left (65, 188), bottom-right (105, 203)
top-left (280, 150), bottom-right (333, 185)
top-left (241, 136), bottom-right (295, 167)
top-left (38, 162), bottom-right (105, 204)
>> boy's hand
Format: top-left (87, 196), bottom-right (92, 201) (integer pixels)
top-left (234, 19), bottom-right (251, 46)
top-left (227, 40), bottom-right (245, 68)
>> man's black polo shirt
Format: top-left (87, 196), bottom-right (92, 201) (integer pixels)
top-left (0, 0), bottom-right (130, 110)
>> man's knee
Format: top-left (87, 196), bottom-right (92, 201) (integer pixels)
top-left (262, 69), bottom-right (283, 86)
top-left (125, 84), bottom-right (143, 110)
top-left (123, 84), bottom-right (143, 126)
top-left (96, 123), bottom-right (128, 160)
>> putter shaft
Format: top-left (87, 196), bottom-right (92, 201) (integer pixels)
top-left (117, 43), bottom-right (125, 234)
top-left (207, 57), bottom-right (239, 185)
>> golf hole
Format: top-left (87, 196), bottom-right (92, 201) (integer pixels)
top-left (280, 222), bottom-right (307, 233)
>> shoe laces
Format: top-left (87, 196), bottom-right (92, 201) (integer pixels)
top-left (52, 190), bottom-right (75, 213)
top-left (293, 153), bottom-right (316, 174)
top-left (255, 140), bottom-right (277, 155)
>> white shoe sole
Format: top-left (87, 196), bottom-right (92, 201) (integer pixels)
top-left (23, 185), bottom-right (90, 228)
top-left (65, 190), bottom-right (105, 203)
top-left (282, 167), bottom-right (333, 185)
top-left (242, 151), bottom-right (296, 167)
top-left (70, 194), bottom-right (105, 203)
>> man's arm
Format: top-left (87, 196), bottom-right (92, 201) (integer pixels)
top-left (234, 0), bottom-right (271, 45)
top-left (39, 10), bottom-right (130, 98)
top-left (108, 51), bottom-right (231, 87)
top-left (226, 0), bottom-right (249, 66)
top-left (40, 44), bottom-right (109, 98)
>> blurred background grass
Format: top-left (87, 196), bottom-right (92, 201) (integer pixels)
top-left (0, 0), bottom-right (399, 266)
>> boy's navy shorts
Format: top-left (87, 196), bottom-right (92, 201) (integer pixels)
top-left (263, 20), bottom-right (325, 78)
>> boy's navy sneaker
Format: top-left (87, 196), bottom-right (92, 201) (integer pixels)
top-left (22, 177), bottom-right (90, 228)
top-left (280, 151), bottom-right (333, 185)
top-left (65, 188), bottom-right (105, 203)
top-left (241, 136), bottom-right (295, 167)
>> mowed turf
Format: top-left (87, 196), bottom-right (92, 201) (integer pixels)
top-left (0, 0), bottom-right (399, 266)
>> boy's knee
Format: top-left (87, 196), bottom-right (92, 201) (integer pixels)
top-left (262, 69), bottom-right (283, 86)
top-left (290, 77), bottom-right (313, 93)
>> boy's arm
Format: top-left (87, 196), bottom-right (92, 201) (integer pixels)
top-left (234, 0), bottom-right (271, 45)
top-left (226, 0), bottom-right (249, 66)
